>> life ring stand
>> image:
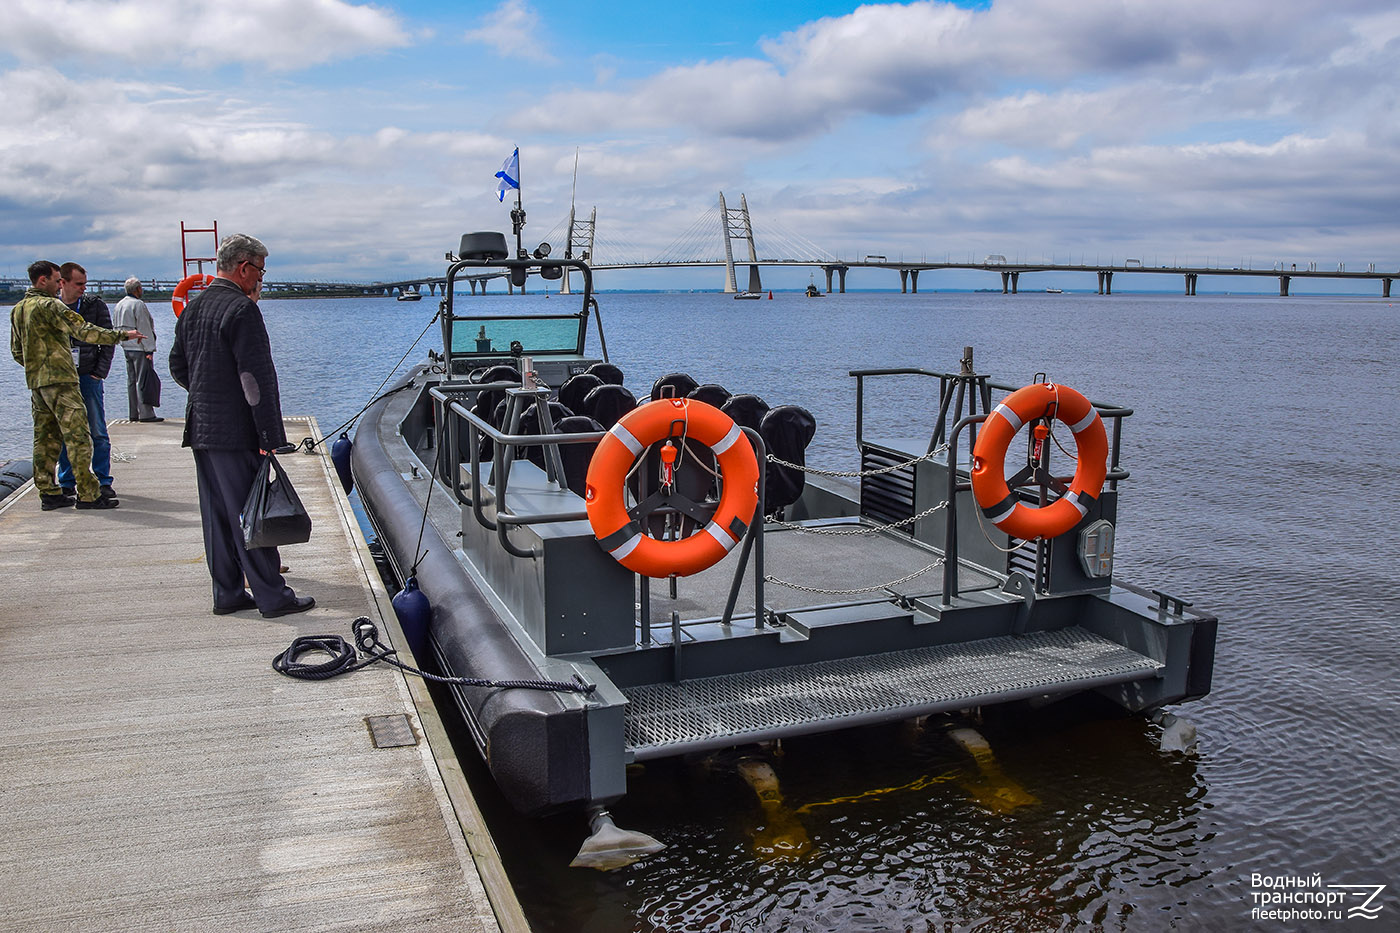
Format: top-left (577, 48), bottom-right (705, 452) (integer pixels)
top-left (970, 382), bottom-right (1108, 540)
top-left (585, 398), bottom-right (760, 578)
top-left (171, 273), bottom-right (216, 317)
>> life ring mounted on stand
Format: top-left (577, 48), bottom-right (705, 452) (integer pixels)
top-left (970, 382), bottom-right (1108, 540)
top-left (171, 273), bottom-right (216, 317)
top-left (585, 398), bottom-right (760, 578)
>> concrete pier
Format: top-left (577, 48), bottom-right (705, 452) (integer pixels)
top-left (0, 417), bottom-right (527, 933)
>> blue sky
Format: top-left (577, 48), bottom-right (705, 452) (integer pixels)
top-left (2, 0), bottom-right (1397, 291)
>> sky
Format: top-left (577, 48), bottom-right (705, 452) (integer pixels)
top-left (2, 0), bottom-right (1398, 291)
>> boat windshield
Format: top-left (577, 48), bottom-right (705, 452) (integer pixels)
top-left (446, 314), bottom-right (584, 357)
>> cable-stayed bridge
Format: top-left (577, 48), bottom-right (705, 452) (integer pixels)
top-left (462, 192), bottom-right (1399, 298)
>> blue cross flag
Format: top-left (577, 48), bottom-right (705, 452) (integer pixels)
top-left (496, 147), bottom-right (520, 202)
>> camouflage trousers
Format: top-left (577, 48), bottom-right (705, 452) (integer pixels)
top-left (30, 383), bottom-right (99, 501)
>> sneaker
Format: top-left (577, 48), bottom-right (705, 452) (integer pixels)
top-left (40, 493), bottom-right (75, 511)
top-left (260, 595), bottom-right (315, 618)
top-left (75, 496), bottom-right (120, 510)
top-left (138, 417), bottom-right (165, 423)
top-left (99, 485), bottom-right (117, 499)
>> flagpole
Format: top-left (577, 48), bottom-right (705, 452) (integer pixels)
top-left (509, 146), bottom-right (526, 259)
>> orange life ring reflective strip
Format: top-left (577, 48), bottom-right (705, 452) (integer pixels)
top-left (970, 382), bottom-right (1108, 540)
top-left (585, 398), bottom-right (760, 578)
top-left (171, 273), bottom-right (216, 317)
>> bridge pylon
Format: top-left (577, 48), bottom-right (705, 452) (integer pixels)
top-left (719, 192), bottom-right (760, 294)
top-left (561, 206), bottom-right (596, 295)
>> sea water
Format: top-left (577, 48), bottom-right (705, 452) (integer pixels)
top-left (3, 289), bottom-right (1398, 930)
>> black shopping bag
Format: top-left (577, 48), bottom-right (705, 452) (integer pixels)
top-left (137, 359), bottom-right (161, 407)
top-left (241, 454), bottom-right (312, 549)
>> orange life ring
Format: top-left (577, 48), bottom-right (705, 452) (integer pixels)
top-left (970, 382), bottom-right (1108, 540)
top-left (171, 273), bottom-right (216, 317)
top-left (585, 398), bottom-right (760, 578)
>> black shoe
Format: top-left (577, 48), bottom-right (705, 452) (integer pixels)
top-left (60, 487), bottom-right (76, 497)
top-left (138, 417), bottom-right (165, 423)
top-left (213, 593), bottom-right (258, 615)
top-left (99, 485), bottom-right (117, 499)
top-left (40, 493), bottom-right (75, 511)
top-left (260, 595), bottom-right (315, 618)
top-left (75, 496), bottom-right (120, 510)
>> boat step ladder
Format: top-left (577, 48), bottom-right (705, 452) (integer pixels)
top-left (621, 626), bottom-right (1161, 759)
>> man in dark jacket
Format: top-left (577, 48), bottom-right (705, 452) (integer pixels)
top-left (169, 234), bottom-right (314, 618)
top-left (54, 262), bottom-right (117, 498)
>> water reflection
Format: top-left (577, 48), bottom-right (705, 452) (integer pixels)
top-left (470, 695), bottom-right (1206, 932)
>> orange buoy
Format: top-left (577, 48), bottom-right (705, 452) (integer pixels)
top-left (171, 273), bottom-right (216, 317)
top-left (585, 398), bottom-right (760, 577)
top-left (970, 382), bottom-right (1108, 540)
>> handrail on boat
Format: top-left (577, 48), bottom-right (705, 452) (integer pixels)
top-left (428, 384), bottom-right (770, 643)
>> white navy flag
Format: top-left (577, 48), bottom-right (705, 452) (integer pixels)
top-left (496, 147), bottom-right (520, 202)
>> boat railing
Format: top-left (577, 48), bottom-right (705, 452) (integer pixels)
top-left (428, 383), bottom-right (771, 645)
top-left (850, 356), bottom-right (1134, 600)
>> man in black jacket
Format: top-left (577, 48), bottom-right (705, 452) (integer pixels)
top-left (54, 262), bottom-right (117, 498)
top-left (169, 234), bottom-right (314, 618)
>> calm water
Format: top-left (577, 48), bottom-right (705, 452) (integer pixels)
top-left (4, 289), bottom-right (1397, 930)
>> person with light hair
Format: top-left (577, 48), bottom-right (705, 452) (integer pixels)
top-left (112, 276), bottom-right (161, 422)
top-left (169, 233), bottom-right (313, 618)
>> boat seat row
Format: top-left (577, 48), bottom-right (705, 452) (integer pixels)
top-left (462, 363), bottom-right (817, 515)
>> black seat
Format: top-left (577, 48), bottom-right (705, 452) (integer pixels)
top-left (471, 365), bottom-right (520, 460)
top-left (722, 393), bottom-right (769, 434)
top-left (516, 401), bottom-right (573, 470)
top-left (688, 383), bottom-right (731, 409)
top-left (586, 362), bottom-right (625, 386)
top-left (582, 384), bottom-right (637, 429)
top-left (558, 373), bottom-right (603, 415)
top-left (555, 415), bottom-right (604, 497)
top-left (760, 405), bottom-right (817, 516)
top-left (651, 372), bottom-right (699, 401)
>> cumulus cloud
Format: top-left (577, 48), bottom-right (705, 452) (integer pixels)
top-left (464, 0), bottom-right (553, 63)
top-left (0, 0), bottom-right (410, 70)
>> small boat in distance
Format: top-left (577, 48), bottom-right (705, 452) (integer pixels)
top-left (397, 287), bottom-right (423, 301)
top-left (1045, 287), bottom-right (1063, 294)
top-left (733, 291), bottom-right (763, 300)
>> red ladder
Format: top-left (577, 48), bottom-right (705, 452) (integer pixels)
top-left (180, 221), bottom-right (218, 278)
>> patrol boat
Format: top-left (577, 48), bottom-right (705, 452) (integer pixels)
top-left (351, 231), bottom-right (1217, 860)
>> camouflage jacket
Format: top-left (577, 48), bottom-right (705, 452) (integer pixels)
top-left (10, 288), bottom-right (127, 389)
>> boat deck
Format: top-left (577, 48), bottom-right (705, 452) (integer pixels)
top-left (0, 418), bottom-right (524, 933)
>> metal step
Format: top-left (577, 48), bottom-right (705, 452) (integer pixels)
top-left (621, 627), bottom-right (1162, 759)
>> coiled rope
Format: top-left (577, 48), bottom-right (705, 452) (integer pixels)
top-left (272, 617), bottom-right (595, 694)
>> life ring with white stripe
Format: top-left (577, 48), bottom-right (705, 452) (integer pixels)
top-left (585, 398), bottom-right (760, 578)
top-left (171, 273), bottom-right (216, 317)
top-left (970, 382), bottom-right (1108, 540)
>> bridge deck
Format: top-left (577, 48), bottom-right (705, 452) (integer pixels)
top-left (0, 418), bottom-right (525, 933)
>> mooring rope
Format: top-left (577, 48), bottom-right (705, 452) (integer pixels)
top-left (272, 618), bottom-right (596, 694)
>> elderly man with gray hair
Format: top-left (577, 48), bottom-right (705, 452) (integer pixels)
top-left (112, 276), bottom-right (161, 422)
top-left (169, 233), bottom-right (313, 618)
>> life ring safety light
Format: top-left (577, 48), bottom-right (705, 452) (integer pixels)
top-left (171, 273), bottom-right (216, 317)
top-left (585, 398), bottom-right (760, 578)
top-left (970, 382), bottom-right (1108, 541)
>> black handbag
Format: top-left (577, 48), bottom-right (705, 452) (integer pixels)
top-left (241, 453), bottom-right (312, 549)
top-left (137, 359), bottom-right (161, 407)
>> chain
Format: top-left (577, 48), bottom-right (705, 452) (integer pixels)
top-left (767, 443), bottom-right (948, 478)
top-left (764, 558), bottom-right (944, 596)
top-left (768, 501), bottom-right (947, 536)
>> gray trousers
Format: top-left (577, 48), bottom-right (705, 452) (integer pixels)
top-left (124, 349), bottom-right (156, 420)
top-left (193, 448), bottom-right (297, 613)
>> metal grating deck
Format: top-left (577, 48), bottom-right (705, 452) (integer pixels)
top-left (621, 627), bottom-right (1163, 758)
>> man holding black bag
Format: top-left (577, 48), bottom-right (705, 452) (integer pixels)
top-left (169, 233), bottom-right (314, 618)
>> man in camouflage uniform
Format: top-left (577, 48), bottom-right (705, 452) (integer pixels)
top-left (9, 260), bottom-right (145, 511)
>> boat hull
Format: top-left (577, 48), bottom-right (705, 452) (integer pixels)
top-left (351, 373), bottom-right (612, 816)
